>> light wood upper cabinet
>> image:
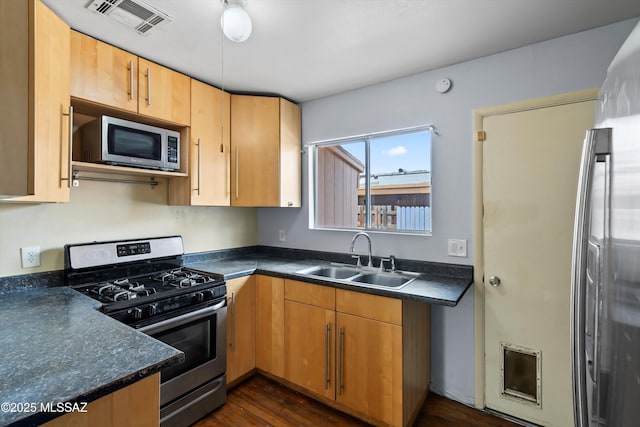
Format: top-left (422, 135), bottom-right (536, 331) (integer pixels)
top-left (230, 95), bottom-right (301, 207)
top-left (0, 0), bottom-right (71, 202)
top-left (255, 275), bottom-right (285, 377)
top-left (169, 80), bottom-right (230, 206)
top-left (138, 58), bottom-right (190, 126)
top-left (70, 31), bottom-right (138, 113)
top-left (69, 33), bottom-right (190, 126)
top-left (226, 276), bottom-right (256, 386)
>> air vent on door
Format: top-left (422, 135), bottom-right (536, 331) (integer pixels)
top-left (86, 0), bottom-right (173, 35)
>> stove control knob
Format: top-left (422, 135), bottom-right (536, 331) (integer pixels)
top-left (203, 290), bottom-right (214, 300)
top-left (194, 292), bottom-right (204, 303)
top-left (132, 307), bottom-right (143, 320)
top-left (147, 303), bottom-right (158, 316)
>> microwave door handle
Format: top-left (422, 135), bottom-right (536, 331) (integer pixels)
top-left (571, 127), bottom-right (611, 427)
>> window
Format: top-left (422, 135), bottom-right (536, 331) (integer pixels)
top-left (310, 127), bottom-right (432, 233)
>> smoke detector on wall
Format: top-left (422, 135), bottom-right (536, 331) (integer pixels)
top-left (435, 78), bottom-right (452, 93)
top-left (86, 0), bottom-right (173, 35)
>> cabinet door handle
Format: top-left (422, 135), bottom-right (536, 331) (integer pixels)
top-left (230, 291), bottom-right (235, 352)
top-left (235, 146), bottom-right (239, 199)
top-left (128, 60), bottom-right (134, 100)
top-left (146, 67), bottom-right (151, 106)
top-left (194, 138), bottom-right (201, 196)
top-left (325, 323), bottom-right (331, 390)
top-left (61, 105), bottom-right (73, 188)
top-left (338, 327), bottom-right (344, 395)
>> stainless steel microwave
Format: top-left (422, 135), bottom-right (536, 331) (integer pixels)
top-left (80, 115), bottom-right (180, 171)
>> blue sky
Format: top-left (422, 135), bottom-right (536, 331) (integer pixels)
top-left (342, 130), bottom-right (431, 175)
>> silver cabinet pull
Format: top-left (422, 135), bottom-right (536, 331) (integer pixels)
top-left (146, 67), bottom-right (151, 106)
top-left (338, 327), bottom-right (344, 395)
top-left (230, 291), bottom-right (235, 352)
top-left (128, 60), bottom-right (134, 100)
top-left (488, 276), bottom-right (501, 287)
top-left (61, 105), bottom-right (73, 188)
top-left (235, 145), bottom-right (239, 199)
top-left (325, 323), bottom-right (331, 390)
top-left (194, 138), bottom-right (201, 195)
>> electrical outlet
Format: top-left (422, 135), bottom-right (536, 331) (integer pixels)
top-left (278, 229), bottom-right (286, 242)
top-left (21, 246), bottom-right (41, 268)
top-left (447, 239), bottom-right (467, 258)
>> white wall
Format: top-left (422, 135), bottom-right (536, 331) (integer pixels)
top-left (257, 19), bottom-right (639, 404)
top-left (0, 176), bottom-right (258, 277)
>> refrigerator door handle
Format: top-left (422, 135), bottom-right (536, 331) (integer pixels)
top-left (571, 127), bottom-right (611, 427)
top-left (586, 240), bottom-right (601, 383)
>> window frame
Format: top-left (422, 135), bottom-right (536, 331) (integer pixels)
top-left (308, 125), bottom-right (433, 236)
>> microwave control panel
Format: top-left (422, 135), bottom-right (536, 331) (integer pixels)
top-left (167, 136), bottom-right (179, 165)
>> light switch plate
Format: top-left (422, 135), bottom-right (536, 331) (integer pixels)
top-left (448, 239), bottom-right (467, 257)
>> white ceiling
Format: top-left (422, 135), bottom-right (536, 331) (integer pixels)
top-left (43, 0), bottom-right (640, 103)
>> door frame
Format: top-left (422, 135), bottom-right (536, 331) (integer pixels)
top-left (472, 88), bottom-right (599, 409)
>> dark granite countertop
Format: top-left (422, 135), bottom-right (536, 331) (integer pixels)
top-left (0, 287), bottom-right (184, 427)
top-left (186, 254), bottom-right (472, 307)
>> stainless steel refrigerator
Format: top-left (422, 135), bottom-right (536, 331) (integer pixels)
top-left (572, 21), bottom-right (640, 427)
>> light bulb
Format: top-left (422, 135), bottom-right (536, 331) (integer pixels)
top-left (221, 4), bottom-right (252, 43)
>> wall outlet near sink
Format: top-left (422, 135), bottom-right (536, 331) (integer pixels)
top-left (448, 239), bottom-right (467, 257)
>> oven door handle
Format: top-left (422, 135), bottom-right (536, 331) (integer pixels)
top-left (139, 299), bottom-right (226, 335)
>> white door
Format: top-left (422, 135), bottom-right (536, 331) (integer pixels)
top-left (482, 99), bottom-right (595, 426)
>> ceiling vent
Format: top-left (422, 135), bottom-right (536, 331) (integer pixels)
top-left (86, 0), bottom-right (173, 35)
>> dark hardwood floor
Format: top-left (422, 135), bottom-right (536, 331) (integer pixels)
top-left (194, 375), bottom-right (519, 427)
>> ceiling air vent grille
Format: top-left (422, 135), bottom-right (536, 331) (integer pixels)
top-left (86, 0), bottom-right (173, 35)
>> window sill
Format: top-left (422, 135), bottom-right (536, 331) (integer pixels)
top-left (310, 226), bottom-right (432, 237)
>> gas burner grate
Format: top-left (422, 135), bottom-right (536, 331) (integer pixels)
top-left (152, 269), bottom-right (216, 288)
top-left (92, 280), bottom-right (157, 302)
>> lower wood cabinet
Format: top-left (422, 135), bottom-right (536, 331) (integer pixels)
top-left (42, 373), bottom-right (160, 427)
top-left (226, 276), bottom-right (256, 385)
top-left (235, 276), bottom-right (429, 426)
top-left (255, 275), bottom-right (285, 377)
top-left (284, 300), bottom-right (336, 400)
top-left (280, 280), bottom-right (430, 427)
top-left (336, 311), bottom-right (403, 426)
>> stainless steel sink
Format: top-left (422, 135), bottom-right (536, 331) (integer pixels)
top-left (296, 265), bottom-right (361, 280)
top-left (296, 265), bottom-right (420, 289)
top-left (350, 272), bottom-right (419, 288)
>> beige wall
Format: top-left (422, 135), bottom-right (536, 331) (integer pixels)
top-left (0, 175), bottom-right (258, 277)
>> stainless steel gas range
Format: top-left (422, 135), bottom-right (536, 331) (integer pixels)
top-left (64, 236), bottom-right (226, 427)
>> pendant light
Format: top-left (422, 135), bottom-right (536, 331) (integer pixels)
top-left (221, 0), bottom-right (252, 43)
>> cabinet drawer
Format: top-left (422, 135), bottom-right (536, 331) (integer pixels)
top-left (284, 279), bottom-right (335, 310)
top-left (336, 289), bottom-right (402, 325)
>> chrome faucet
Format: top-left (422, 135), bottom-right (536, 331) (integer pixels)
top-left (350, 232), bottom-right (373, 267)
